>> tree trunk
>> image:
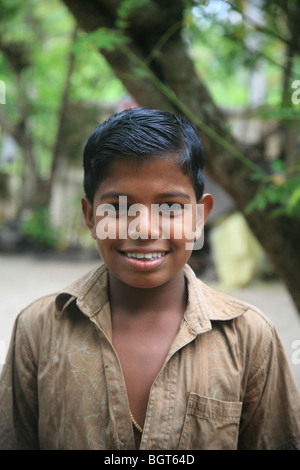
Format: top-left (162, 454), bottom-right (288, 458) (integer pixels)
top-left (47, 26), bottom-right (78, 194)
top-left (62, 0), bottom-right (300, 313)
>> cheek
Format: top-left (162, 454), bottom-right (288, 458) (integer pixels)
top-left (94, 224), bottom-right (116, 257)
top-left (95, 240), bottom-right (118, 271)
top-left (94, 210), bottom-right (123, 241)
top-left (168, 209), bottom-right (197, 242)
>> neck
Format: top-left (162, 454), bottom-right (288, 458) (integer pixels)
top-left (108, 270), bottom-right (187, 319)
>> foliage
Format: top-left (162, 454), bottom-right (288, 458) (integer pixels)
top-left (183, 0), bottom-right (300, 108)
top-left (71, 0), bottom-right (300, 222)
top-left (73, 27), bottom-right (128, 54)
top-left (182, 0), bottom-right (300, 221)
top-left (0, 0), bottom-right (125, 181)
top-left (1, 0), bottom-right (300, 232)
top-left (116, 0), bottom-right (150, 29)
top-left (245, 160), bottom-right (300, 220)
top-left (0, 0), bottom-right (72, 176)
top-left (20, 207), bottom-right (62, 249)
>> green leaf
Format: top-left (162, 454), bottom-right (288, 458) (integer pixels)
top-left (249, 171), bottom-right (269, 181)
top-left (288, 187), bottom-right (300, 209)
top-left (270, 159), bottom-right (285, 173)
top-left (269, 207), bottom-right (288, 218)
top-left (245, 193), bottom-right (267, 214)
top-left (256, 194), bottom-right (268, 210)
top-left (73, 28), bottom-right (128, 53)
top-left (117, 0), bottom-right (150, 20)
top-left (264, 185), bottom-right (280, 204)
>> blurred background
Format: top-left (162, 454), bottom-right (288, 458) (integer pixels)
top-left (0, 0), bottom-right (300, 385)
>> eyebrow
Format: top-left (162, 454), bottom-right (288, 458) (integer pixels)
top-left (158, 192), bottom-right (192, 200)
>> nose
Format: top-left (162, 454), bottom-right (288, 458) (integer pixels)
top-left (127, 204), bottom-right (160, 240)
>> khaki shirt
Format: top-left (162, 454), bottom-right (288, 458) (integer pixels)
top-left (0, 264), bottom-right (299, 450)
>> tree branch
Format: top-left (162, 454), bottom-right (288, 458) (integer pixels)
top-left (48, 26), bottom-right (79, 192)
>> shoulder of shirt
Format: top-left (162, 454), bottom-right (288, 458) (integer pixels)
top-left (16, 263), bottom-right (275, 342)
top-left (16, 263), bottom-right (108, 326)
top-left (195, 273), bottom-right (276, 338)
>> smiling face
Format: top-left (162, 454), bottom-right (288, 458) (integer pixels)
top-left (82, 154), bottom-right (213, 290)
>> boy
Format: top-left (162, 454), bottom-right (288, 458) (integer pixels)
top-left (0, 107), bottom-right (299, 450)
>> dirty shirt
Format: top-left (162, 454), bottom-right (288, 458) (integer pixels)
top-left (0, 264), bottom-right (299, 450)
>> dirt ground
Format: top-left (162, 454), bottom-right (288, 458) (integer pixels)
top-left (0, 252), bottom-right (299, 388)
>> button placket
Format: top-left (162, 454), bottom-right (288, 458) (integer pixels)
top-left (139, 357), bottom-right (178, 450)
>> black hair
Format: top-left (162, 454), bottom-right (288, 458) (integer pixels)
top-left (83, 107), bottom-right (205, 203)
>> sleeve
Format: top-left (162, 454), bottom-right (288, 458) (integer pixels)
top-left (238, 324), bottom-right (300, 450)
top-left (0, 314), bottom-right (40, 450)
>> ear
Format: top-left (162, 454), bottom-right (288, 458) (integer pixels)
top-left (194, 193), bottom-right (214, 240)
top-left (81, 197), bottom-right (97, 240)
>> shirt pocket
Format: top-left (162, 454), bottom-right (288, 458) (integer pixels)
top-left (178, 393), bottom-right (243, 450)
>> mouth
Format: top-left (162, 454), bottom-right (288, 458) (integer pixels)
top-left (123, 251), bottom-right (167, 260)
top-left (119, 250), bottom-right (169, 270)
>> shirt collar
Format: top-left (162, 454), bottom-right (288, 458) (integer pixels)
top-left (55, 263), bottom-right (109, 318)
top-left (183, 264), bottom-right (248, 334)
top-left (55, 263), bottom-right (247, 330)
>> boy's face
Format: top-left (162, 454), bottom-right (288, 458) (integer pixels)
top-left (82, 155), bottom-right (213, 289)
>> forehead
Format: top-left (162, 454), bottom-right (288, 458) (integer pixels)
top-left (95, 154), bottom-right (195, 198)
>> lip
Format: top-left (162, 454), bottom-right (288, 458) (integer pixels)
top-left (119, 250), bottom-right (169, 271)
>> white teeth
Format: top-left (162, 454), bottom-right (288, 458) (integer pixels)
top-left (125, 252), bottom-right (165, 260)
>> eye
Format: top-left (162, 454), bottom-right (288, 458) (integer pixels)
top-left (165, 202), bottom-right (183, 210)
top-left (110, 202), bottom-right (120, 211)
top-left (109, 202), bottom-right (128, 214)
top-left (159, 203), bottom-right (184, 215)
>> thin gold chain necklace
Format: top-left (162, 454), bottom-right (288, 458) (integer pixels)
top-left (130, 411), bottom-right (143, 434)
